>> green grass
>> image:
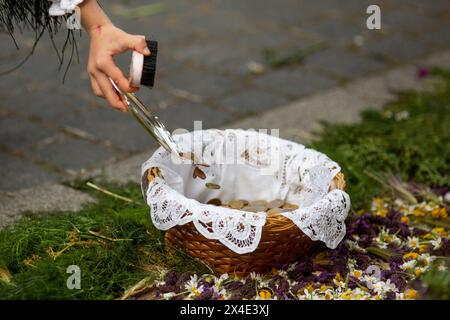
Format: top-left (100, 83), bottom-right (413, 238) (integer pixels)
top-left (312, 68), bottom-right (450, 208)
top-left (0, 184), bottom-right (208, 299)
top-left (0, 68), bottom-right (449, 299)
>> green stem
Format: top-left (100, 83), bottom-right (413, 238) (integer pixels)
top-left (87, 230), bottom-right (133, 242)
top-left (366, 246), bottom-right (398, 260)
top-left (411, 217), bottom-right (450, 229)
top-left (86, 182), bottom-right (135, 203)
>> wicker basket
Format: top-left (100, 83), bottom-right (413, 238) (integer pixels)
top-left (146, 169), bottom-right (346, 275)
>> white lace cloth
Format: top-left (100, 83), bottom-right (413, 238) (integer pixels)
top-left (141, 129), bottom-right (350, 254)
top-left (49, 0), bottom-right (84, 16)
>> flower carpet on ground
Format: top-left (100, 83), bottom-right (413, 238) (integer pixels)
top-left (130, 190), bottom-right (449, 300)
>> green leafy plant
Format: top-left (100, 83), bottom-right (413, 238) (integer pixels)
top-left (420, 258), bottom-right (450, 300)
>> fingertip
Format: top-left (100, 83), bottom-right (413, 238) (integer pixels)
top-left (125, 84), bottom-right (138, 93)
top-left (120, 105), bottom-right (128, 113)
top-left (118, 81), bottom-right (135, 93)
top-left (119, 84), bottom-right (131, 93)
top-left (118, 101), bottom-right (128, 112)
top-left (112, 104), bottom-right (127, 112)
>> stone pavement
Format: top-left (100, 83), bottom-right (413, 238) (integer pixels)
top-left (0, 0), bottom-right (450, 194)
top-left (0, 183), bottom-right (95, 228)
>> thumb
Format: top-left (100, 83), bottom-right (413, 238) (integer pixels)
top-left (129, 35), bottom-right (150, 56)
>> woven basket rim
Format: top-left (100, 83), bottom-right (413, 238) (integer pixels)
top-left (148, 167), bottom-right (346, 274)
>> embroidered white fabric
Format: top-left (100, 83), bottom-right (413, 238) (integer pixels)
top-left (49, 0), bottom-right (83, 16)
top-left (141, 129), bottom-right (350, 254)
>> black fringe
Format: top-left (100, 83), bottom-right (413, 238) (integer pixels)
top-left (0, 0), bottom-right (80, 81)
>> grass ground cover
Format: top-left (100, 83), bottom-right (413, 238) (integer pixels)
top-left (312, 67), bottom-right (450, 208)
top-left (0, 185), bottom-right (208, 299)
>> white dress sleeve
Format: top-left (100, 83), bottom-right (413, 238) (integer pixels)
top-left (49, 0), bottom-right (84, 16)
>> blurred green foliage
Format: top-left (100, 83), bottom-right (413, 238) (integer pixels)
top-left (312, 68), bottom-right (450, 208)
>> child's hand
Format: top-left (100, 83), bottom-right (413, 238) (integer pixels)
top-left (87, 24), bottom-right (150, 111)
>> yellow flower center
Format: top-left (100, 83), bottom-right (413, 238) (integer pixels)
top-left (432, 227), bottom-right (447, 237)
top-left (432, 208), bottom-right (448, 219)
top-left (341, 291), bottom-right (353, 300)
top-left (400, 216), bottom-right (410, 224)
top-left (320, 284), bottom-right (328, 292)
top-left (413, 208), bottom-right (426, 217)
top-left (377, 209), bottom-right (388, 217)
top-left (405, 289), bottom-right (417, 299)
top-left (259, 289), bottom-right (272, 299)
top-left (403, 252), bottom-right (419, 260)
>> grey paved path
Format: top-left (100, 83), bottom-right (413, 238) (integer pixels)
top-left (0, 183), bottom-right (95, 228)
top-left (1, 0), bottom-right (450, 192)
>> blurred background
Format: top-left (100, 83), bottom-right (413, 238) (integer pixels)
top-left (0, 0), bottom-right (449, 191)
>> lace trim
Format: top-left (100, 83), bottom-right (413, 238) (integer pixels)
top-left (146, 178), bottom-right (266, 254)
top-left (281, 190), bottom-right (350, 249)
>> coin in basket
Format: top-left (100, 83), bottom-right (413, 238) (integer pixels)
top-left (282, 203), bottom-right (299, 210)
top-left (193, 166), bottom-right (206, 180)
top-left (268, 199), bottom-right (284, 209)
top-left (256, 205), bottom-right (268, 212)
top-left (241, 206), bottom-right (258, 213)
top-left (248, 200), bottom-right (268, 211)
top-left (249, 200), bottom-right (268, 207)
top-left (228, 200), bottom-right (245, 210)
top-left (207, 198), bottom-right (222, 206)
top-left (180, 152), bottom-right (196, 162)
top-left (243, 205), bottom-right (266, 212)
top-left (205, 182), bottom-right (221, 189)
top-left (267, 207), bottom-right (283, 214)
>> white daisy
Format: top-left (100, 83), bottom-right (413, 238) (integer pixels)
top-left (162, 292), bottom-right (176, 299)
top-left (400, 259), bottom-right (417, 271)
top-left (430, 237), bottom-right (442, 250)
top-left (184, 274), bottom-right (204, 298)
top-left (372, 279), bottom-right (398, 296)
top-left (418, 253), bottom-right (434, 265)
top-left (407, 236), bottom-right (421, 249)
